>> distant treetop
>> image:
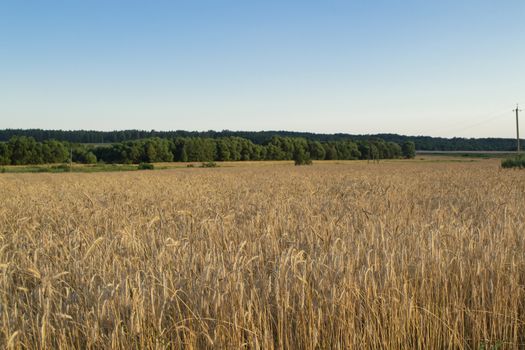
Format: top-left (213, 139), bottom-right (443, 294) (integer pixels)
top-left (0, 129), bottom-right (520, 152)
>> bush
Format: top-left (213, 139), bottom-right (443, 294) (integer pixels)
top-left (84, 152), bottom-right (97, 164)
top-left (501, 155), bottom-right (525, 169)
top-left (293, 148), bottom-right (312, 166)
top-left (294, 158), bottom-right (312, 166)
top-left (200, 162), bottom-right (218, 168)
top-left (138, 163), bottom-right (155, 170)
top-left (52, 164), bottom-right (72, 172)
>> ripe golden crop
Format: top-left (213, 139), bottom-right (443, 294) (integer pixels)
top-left (0, 160), bottom-right (523, 349)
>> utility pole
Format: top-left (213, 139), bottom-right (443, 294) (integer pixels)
top-left (515, 104), bottom-right (522, 154)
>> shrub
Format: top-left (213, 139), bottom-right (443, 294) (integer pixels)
top-left (501, 155), bottom-right (525, 169)
top-left (294, 158), bottom-right (312, 166)
top-left (200, 162), bottom-right (218, 168)
top-left (84, 152), bottom-right (97, 164)
top-left (52, 164), bottom-right (72, 172)
top-left (138, 163), bottom-right (155, 170)
top-left (293, 148), bottom-right (312, 166)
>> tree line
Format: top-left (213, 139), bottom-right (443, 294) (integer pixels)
top-left (0, 135), bottom-right (415, 165)
top-left (0, 128), bottom-right (520, 151)
top-left (0, 136), bottom-right (97, 165)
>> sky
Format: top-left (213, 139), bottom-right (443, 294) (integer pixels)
top-left (1, 0), bottom-right (524, 138)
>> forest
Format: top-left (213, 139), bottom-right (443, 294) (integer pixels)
top-left (0, 129), bottom-right (520, 151)
top-left (0, 135), bottom-right (415, 165)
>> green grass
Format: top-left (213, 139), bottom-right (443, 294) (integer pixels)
top-left (138, 163), bottom-right (155, 170)
top-left (0, 162), bottom-right (222, 173)
top-left (501, 155), bottom-right (525, 169)
top-left (458, 153), bottom-right (516, 159)
top-left (0, 157), bottom-right (480, 174)
top-left (420, 152), bottom-right (516, 159)
top-left (0, 165), bottom-right (73, 173)
top-left (0, 164), bottom-right (158, 173)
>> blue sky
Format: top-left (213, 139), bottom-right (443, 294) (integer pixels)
top-left (1, 0), bottom-right (524, 137)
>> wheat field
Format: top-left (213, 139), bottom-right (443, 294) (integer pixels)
top-left (0, 160), bottom-right (524, 349)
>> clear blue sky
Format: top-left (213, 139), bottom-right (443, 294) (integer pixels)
top-left (1, 0), bottom-right (524, 137)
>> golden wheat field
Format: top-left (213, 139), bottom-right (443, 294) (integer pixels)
top-left (0, 160), bottom-right (524, 349)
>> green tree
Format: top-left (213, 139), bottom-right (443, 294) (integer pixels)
top-left (144, 141), bottom-right (157, 162)
top-left (267, 136), bottom-right (294, 159)
top-left (154, 138), bottom-right (174, 162)
top-left (358, 142), bottom-right (371, 160)
top-left (179, 146), bottom-right (188, 162)
top-left (387, 142), bottom-right (402, 159)
top-left (185, 138), bottom-right (216, 162)
top-left (8, 136), bottom-right (42, 165)
top-left (369, 143), bottom-right (380, 161)
top-left (402, 141), bottom-right (416, 159)
top-left (41, 140), bottom-right (69, 163)
top-left (216, 139), bottom-right (231, 161)
top-left (172, 139), bottom-right (189, 162)
top-left (264, 144), bottom-right (285, 160)
top-left (73, 147), bottom-right (98, 164)
top-left (293, 147), bottom-right (312, 165)
top-left (308, 141), bottom-right (326, 160)
top-left (334, 141), bottom-right (360, 160)
top-left (84, 152), bottom-right (97, 164)
top-left (0, 143), bottom-right (11, 165)
top-left (126, 142), bottom-right (143, 163)
top-left (324, 144), bottom-right (338, 160)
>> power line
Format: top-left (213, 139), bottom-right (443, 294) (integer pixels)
top-left (428, 106), bottom-right (514, 136)
top-left (450, 110), bottom-right (509, 135)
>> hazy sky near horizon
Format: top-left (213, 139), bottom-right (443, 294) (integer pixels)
top-left (1, 0), bottom-right (524, 138)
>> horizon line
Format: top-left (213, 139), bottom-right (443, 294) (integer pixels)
top-left (0, 128), bottom-right (522, 140)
